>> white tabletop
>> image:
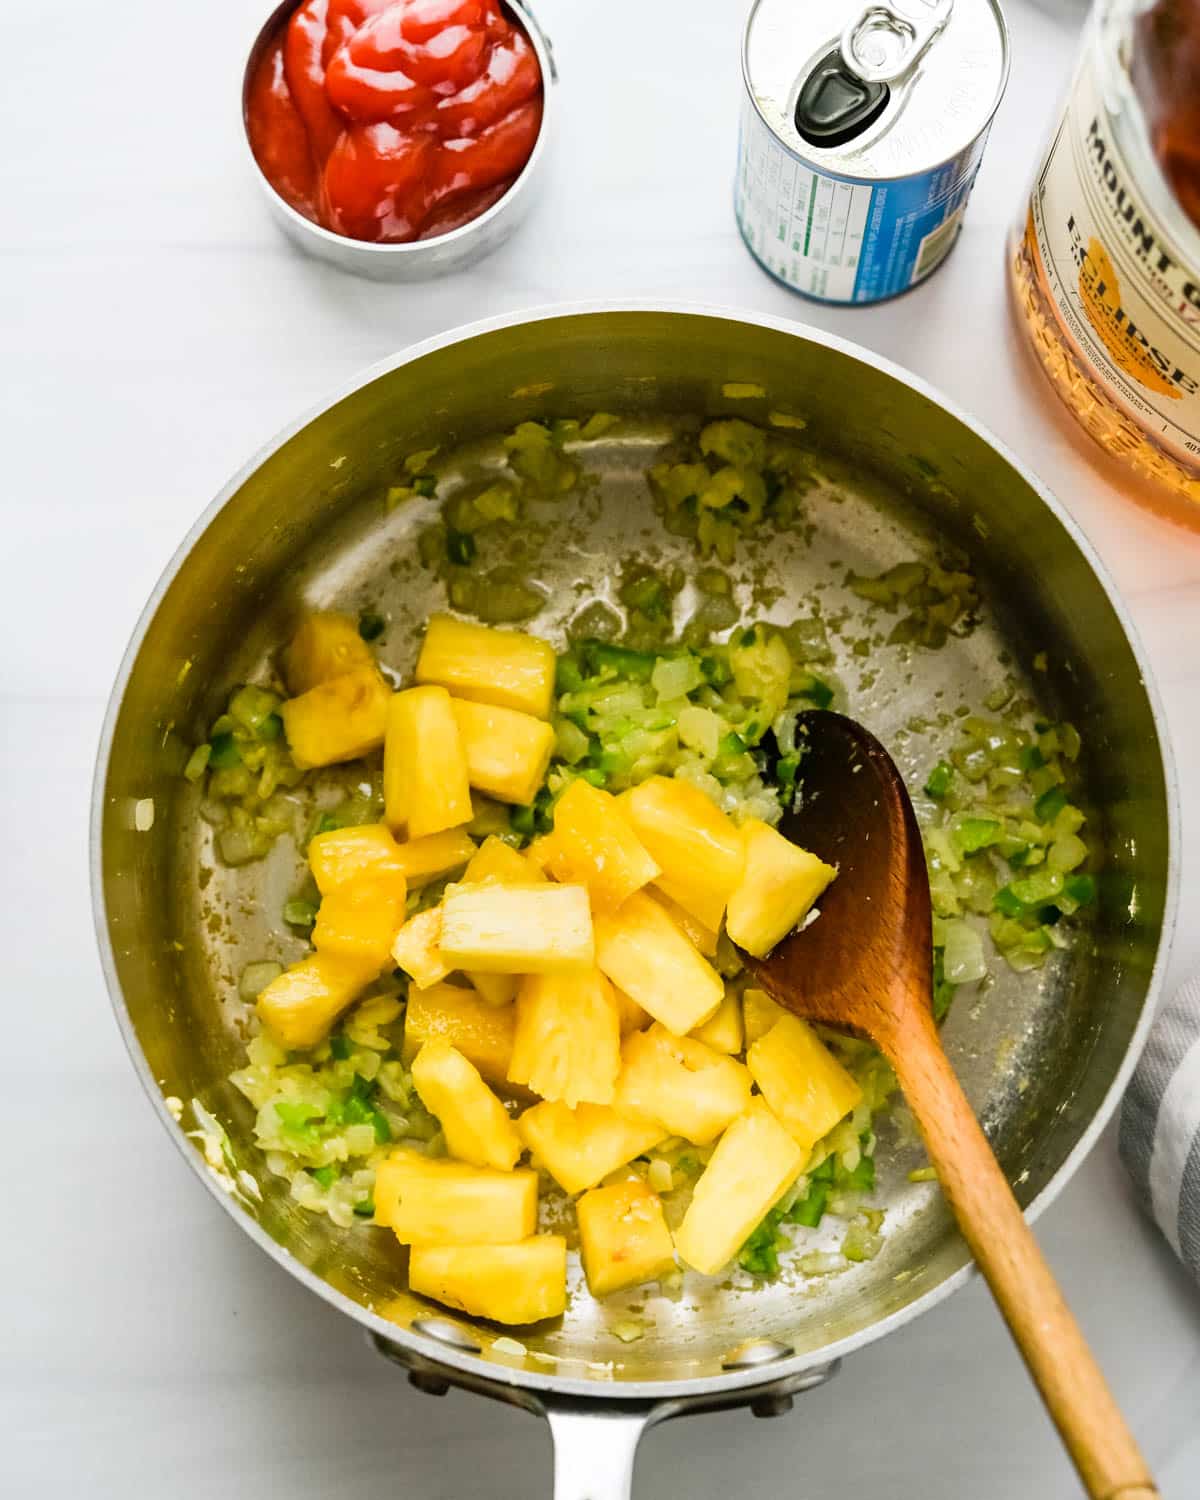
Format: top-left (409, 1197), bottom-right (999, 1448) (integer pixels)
top-left (3, 0), bottom-right (1199, 1495)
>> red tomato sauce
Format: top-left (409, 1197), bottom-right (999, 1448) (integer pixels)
top-left (246, 0), bottom-right (544, 243)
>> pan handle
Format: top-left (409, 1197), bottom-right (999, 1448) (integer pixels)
top-left (372, 1331), bottom-right (840, 1498)
top-left (544, 1401), bottom-right (657, 1500)
top-left (539, 1364), bottom-right (839, 1499)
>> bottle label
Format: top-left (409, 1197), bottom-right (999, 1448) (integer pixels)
top-left (1029, 49), bottom-right (1200, 462)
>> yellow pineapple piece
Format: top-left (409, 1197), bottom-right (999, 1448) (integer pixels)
top-left (438, 882), bottom-right (594, 974)
top-left (451, 698), bottom-right (556, 806)
top-left (614, 986), bottom-right (652, 1036)
top-left (401, 980), bottom-right (517, 1089)
top-left (742, 986), bottom-right (787, 1047)
top-left (746, 1014), bottom-right (862, 1151)
top-left (541, 779), bottom-right (660, 911)
top-left (281, 612), bottom-right (376, 695)
top-left (624, 776), bottom-right (745, 928)
top-left (577, 1180), bottom-right (676, 1297)
top-left (393, 828), bottom-right (477, 887)
top-left (416, 614), bottom-right (557, 719)
top-left (674, 1100), bottom-right (804, 1275)
top-left (383, 685), bottom-right (472, 837)
top-left (465, 835), bottom-right (547, 887)
top-left (649, 888), bottom-right (718, 956)
top-left (410, 1041), bottom-right (522, 1171)
top-left (308, 824), bottom-right (406, 895)
top-left (408, 1237), bottom-right (567, 1325)
top-left (280, 666), bottom-right (391, 770)
top-left (467, 972), bottom-right (518, 1008)
top-left (690, 991), bottom-right (744, 1055)
top-left (725, 819), bottom-right (837, 958)
top-left (613, 1024), bottom-right (753, 1145)
top-left (523, 833), bottom-right (558, 874)
top-left (654, 876), bottom-right (725, 933)
top-left (517, 1101), bottom-right (667, 1195)
top-left (374, 1151), bottom-right (537, 1245)
top-left (311, 871), bottom-right (407, 967)
top-left (508, 968), bottom-right (621, 1107)
top-left (256, 952), bottom-right (378, 1049)
top-left (391, 908), bottom-right (453, 990)
top-left (593, 889), bottom-right (723, 1036)
top-left (462, 837), bottom-right (544, 1004)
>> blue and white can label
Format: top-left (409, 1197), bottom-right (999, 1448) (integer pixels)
top-left (736, 0), bottom-right (1008, 307)
top-left (735, 94), bottom-right (991, 305)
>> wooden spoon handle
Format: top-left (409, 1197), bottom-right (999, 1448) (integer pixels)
top-left (886, 1014), bottom-right (1157, 1500)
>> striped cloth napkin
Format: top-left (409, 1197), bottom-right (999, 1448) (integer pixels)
top-left (1120, 971), bottom-right (1200, 1280)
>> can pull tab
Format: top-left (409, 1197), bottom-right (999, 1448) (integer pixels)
top-left (793, 51), bottom-right (890, 148)
top-left (793, 0), bottom-right (952, 149)
top-left (840, 0), bottom-right (954, 85)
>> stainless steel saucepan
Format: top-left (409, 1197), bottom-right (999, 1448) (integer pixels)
top-left (91, 305), bottom-right (1177, 1498)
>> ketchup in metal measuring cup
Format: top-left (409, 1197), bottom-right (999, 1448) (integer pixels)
top-left (247, 0), bottom-right (544, 244)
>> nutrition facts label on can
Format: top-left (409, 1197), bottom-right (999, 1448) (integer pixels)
top-left (736, 102), bottom-right (873, 301)
top-left (735, 97), bottom-right (988, 304)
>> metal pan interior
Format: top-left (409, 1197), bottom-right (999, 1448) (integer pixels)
top-left (93, 307), bottom-right (1173, 1395)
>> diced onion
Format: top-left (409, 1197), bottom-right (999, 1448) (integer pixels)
top-left (941, 920), bottom-right (988, 985)
top-left (239, 962), bottom-right (283, 1001)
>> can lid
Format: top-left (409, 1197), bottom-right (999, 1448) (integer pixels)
top-left (744, 0), bottom-right (1009, 180)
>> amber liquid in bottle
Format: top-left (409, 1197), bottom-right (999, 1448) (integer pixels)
top-left (1010, 0), bottom-right (1200, 526)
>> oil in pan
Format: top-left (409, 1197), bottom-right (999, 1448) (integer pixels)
top-left (735, 0), bottom-right (1010, 304)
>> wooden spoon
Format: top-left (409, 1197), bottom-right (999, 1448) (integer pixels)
top-left (741, 710), bottom-right (1157, 1500)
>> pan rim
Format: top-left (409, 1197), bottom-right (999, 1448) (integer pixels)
top-left (90, 299), bottom-right (1181, 1403)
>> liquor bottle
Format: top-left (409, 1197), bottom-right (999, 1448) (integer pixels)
top-left (1009, 0), bottom-right (1200, 527)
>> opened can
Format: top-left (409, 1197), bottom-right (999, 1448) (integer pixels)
top-left (736, 0), bottom-right (1010, 305)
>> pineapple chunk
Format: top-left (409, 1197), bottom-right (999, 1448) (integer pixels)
top-left (468, 972), bottom-right (518, 1009)
top-left (725, 819), bottom-right (837, 958)
top-left (311, 872), bottom-right (407, 967)
top-left (391, 908), bottom-right (453, 990)
top-left (462, 837), bottom-right (545, 1004)
top-left (690, 991), bottom-right (744, 1055)
top-left (281, 611), bottom-right (376, 695)
top-left (577, 1180), bottom-right (676, 1297)
top-left (408, 1237), bottom-right (567, 1325)
top-left (674, 1100), bottom-right (804, 1275)
top-left (613, 1024), bottom-right (753, 1145)
top-left (256, 952), bottom-right (378, 1049)
top-left (416, 614), bottom-right (557, 719)
top-left (410, 1041), bottom-right (522, 1171)
top-left (649, 888), bottom-right (718, 956)
top-left (383, 685), bottom-right (472, 837)
top-left (508, 968), bottom-right (621, 1107)
top-left (614, 986), bottom-right (652, 1036)
top-left (280, 666), bottom-right (391, 769)
top-left (401, 980), bottom-right (517, 1089)
top-left (309, 824), bottom-right (406, 895)
top-left (746, 1015), bottom-right (863, 1151)
top-left (523, 834), bottom-right (558, 873)
top-left (593, 890), bottom-right (723, 1036)
top-left (654, 876), bottom-right (725, 934)
top-left (541, 780), bottom-right (660, 911)
top-left (393, 828), bottom-right (477, 887)
top-left (375, 1151), bottom-right (537, 1245)
top-left (438, 883), bottom-right (594, 974)
top-left (742, 986), bottom-right (787, 1047)
top-left (465, 835), bottom-right (547, 887)
top-left (517, 1101), bottom-right (667, 1194)
top-left (451, 698), bottom-right (556, 806)
top-left (624, 776), bottom-right (745, 928)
